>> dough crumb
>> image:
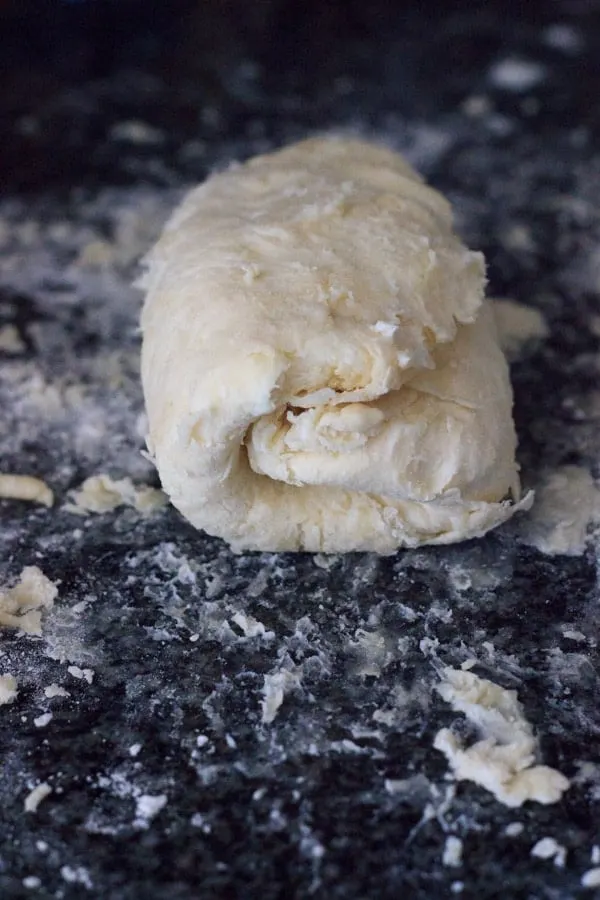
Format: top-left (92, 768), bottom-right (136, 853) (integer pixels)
top-left (488, 58), bottom-right (547, 91)
top-left (60, 866), bottom-right (93, 889)
top-left (442, 836), bottom-right (463, 868)
top-left (434, 668), bottom-right (570, 808)
top-left (44, 683), bottom-right (70, 698)
top-left (493, 299), bottom-right (549, 360)
top-left (0, 566), bottom-right (58, 635)
top-left (24, 782), bottom-right (52, 813)
top-left (133, 793), bottom-right (167, 829)
top-left (65, 473), bottom-right (166, 515)
top-left (33, 712), bottom-right (53, 728)
top-left (520, 466), bottom-right (600, 556)
top-left (0, 473), bottom-right (54, 507)
top-left (67, 666), bottom-right (94, 684)
top-left (0, 674), bottom-right (18, 705)
top-left (531, 837), bottom-right (567, 867)
top-left (0, 323), bottom-right (25, 353)
top-left (582, 868), bottom-right (600, 889)
top-left (261, 669), bottom-right (301, 723)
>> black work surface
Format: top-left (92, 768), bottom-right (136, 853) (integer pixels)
top-left (1, 2), bottom-right (599, 898)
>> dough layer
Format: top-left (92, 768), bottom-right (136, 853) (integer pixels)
top-left (140, 137), bottom-right (531, 553)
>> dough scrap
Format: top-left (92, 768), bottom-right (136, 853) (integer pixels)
top-left (140, 137), bottom-right (531, 553)
top-left (0, 474), bottom-right (54, 507)
top-left (0, 674), bottom-right (18, 706)
top-left (493, 299), bottom-right (548, 360)
top-left (434, 668), bottom-right (570, 807)
top-left (519, 465), bottom-right (600, 556)
top-left (0, 566), bottom-right (58, 635)
top-left (24, 782), bottom-right (52, 813)
top-left (65, 474), bottom-right (166, 515)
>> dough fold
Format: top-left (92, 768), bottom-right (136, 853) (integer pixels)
top-left (140, 137), bottom-right (531, 553)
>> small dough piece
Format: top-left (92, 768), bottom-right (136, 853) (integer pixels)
top-left (65, 474), bottom-right (166, 515)
top-left (0, 566), bottom-right (58, 634)
top-left (140, 137), bottom-right (531, 553)
top-left (0, 474), bottom-right (54, 507)
top-left (434, 668), bottom-right (569, 807)
top-left (0, 674), bottom-right (18, 706)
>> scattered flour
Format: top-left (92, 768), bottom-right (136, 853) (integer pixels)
top-left (0, 566), bottom-right (58, 634)
top-left (0, 473), bottom-right (54, 507)
top-left (434, 668), bottom-right (570, 808)
top-left (0, 674), bottom-right (18, 705)
top-left (520, 466), bottom-right (600, 556)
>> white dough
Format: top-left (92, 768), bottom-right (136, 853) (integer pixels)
top-left (140, 137), bottom-right (531, 553)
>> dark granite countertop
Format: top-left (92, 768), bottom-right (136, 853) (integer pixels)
top-left (1, 2), bottom-right (599, 898)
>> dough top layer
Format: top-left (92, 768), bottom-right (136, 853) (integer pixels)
top-left (140, 137), bottom-right (531, 553)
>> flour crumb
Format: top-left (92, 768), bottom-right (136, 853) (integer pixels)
top-left (434, 668), bottom-right (570, 807)
top-left (0, 473), bottom-right (54, 507)
top-left (65, 473), bottom-right (166, 515)
top-left (67, 666), bottom-right (94, 684)
top-left (0, 674), bottom-right (18, 705)
top-left (520, 466), bottom-right (600, 556)
top-left (60, 866), bottom-right (93, 889)
top-left (0, 323), bottom-right (25, 353)
top-left (261, 669), bottom-right (301, 724)
top-left (24, 782), bottom-right (52, 813)
top-left (592, 846), bottom-right (600, 866)
top-left (582, 868), bottom-right (600, 889)
top-left (442, 836), bottom-right (463, 868)
top-left (22, 876), bottom-right (42, 890)
top-left (231, 611), bottom-right (268, 638)
top-left (33, 712), bottom-right (53, 728)
top-left (493, 300), bottom-right (548, 360)
top-left (489, 58), bottom-right (547, 91)
top-left (44, 683), bottom-right (70, 699)
top-left (531, 837), bottom-right (567, 867)
top-left (134, 793), bottom-right (167, 829)
top-left (0, 566), bottom-right (58, 634)
top-left (504, 822), bottom-right (524, 837)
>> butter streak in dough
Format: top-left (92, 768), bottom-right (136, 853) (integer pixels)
top-left (140, 138), bottom-right (531, 553)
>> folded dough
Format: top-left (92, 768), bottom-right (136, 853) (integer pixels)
top-left (140, 137), bottom-right (532, 553)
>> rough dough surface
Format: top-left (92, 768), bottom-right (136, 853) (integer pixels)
top-left (140, 137), bottom-right (531, 553)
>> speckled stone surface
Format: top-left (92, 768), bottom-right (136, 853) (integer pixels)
top-left (1, 2), bottom-right (600, 898)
